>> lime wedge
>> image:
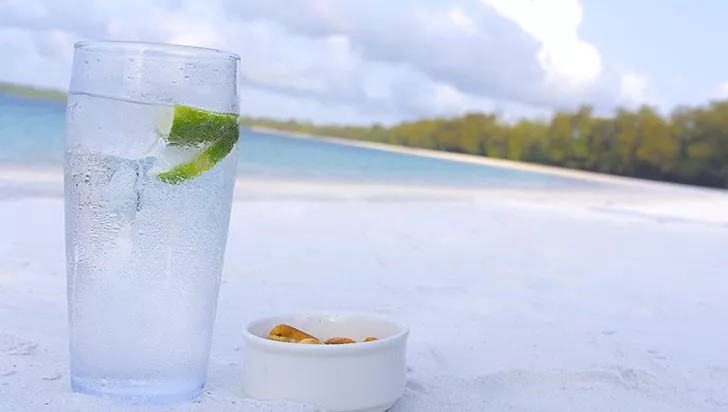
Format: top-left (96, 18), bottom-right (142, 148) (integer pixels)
top-left (157, 133), bottom-right (237, 184)
top-left (152, 105), bottom-right (239, 184)
top-left (167, 106), bottom-right (239, 147)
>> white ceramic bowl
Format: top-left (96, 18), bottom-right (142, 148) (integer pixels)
top-left (242, 312), bottom-right (409, 412)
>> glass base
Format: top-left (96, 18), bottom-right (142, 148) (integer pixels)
top-left (71, 375), bottom-right (205, 404)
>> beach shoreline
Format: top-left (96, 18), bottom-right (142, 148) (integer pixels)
top-left (4, 126), bottom-right (728, 226)
top-left (4, 164), bottom-right (728, 228)
top-left (249, 126), bottom-right (726, 194)
top-left (3, 124), bottom-right (725, 196)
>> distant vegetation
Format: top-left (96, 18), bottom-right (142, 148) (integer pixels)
top-left (3, 80), bottom-right (727, 189)
top-left (0, 82), bottom-right (67, 101)
top-left (242, 102), bottom-right (728, 189)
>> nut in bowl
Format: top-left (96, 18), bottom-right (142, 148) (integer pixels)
top-left (242, 312), bottom-right (409, 412)
top-left (266, 323), bottom-right (379, 345)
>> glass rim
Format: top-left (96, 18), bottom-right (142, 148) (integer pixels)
top-left (74, 39), bottom-right (241, 62)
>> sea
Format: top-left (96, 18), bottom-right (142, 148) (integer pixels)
top-left (0, 93), bottom-right (599, 189)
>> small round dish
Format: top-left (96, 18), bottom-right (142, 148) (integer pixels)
top-left (241, 312), bottom-right (409, 412)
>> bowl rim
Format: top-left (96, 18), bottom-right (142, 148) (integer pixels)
top-left (242, 311), bottom-right (410, 354)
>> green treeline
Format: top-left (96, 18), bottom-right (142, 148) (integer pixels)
top-left (0, 82), bottom-right (67, 102)
top-left (242, 102), bottom-right (728, 189)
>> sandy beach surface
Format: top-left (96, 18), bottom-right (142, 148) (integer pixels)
top-left (2, 155), bottom-right (728, 411)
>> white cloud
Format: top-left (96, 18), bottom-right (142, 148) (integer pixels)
top-left (482, 0), bottom-right (601, 91)
top-left (0, 28), bottom-right (75, 89)
top-left (225, 0), bottom-right (622, 107)
top-left (447, 7), bottom-right (478, 35)
top-left (620, 72), bottom-right (651, 106)
top-left (716, 82), bottom-right (728, 100)
top-left (0, 0), bottom-right (643, 123)
top-left (225, 0), bottom-right (549, 107)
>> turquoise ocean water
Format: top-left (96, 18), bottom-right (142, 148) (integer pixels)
top-left (0, 93), bottom-right (599, 189)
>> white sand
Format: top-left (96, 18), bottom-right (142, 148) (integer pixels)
top-left (2, 168), bottom-right (728, 411)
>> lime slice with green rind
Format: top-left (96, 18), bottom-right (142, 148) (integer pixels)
top-left (157, 132), bottom-right (237, 183)
top-left (167, 105), bottom-right (239, 147)
top-left (153, 105), bottom-right (239, 184)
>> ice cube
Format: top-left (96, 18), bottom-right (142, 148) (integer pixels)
top-left (66, 94), bottom-right (178, 160)
top-left (147, 143), bottom-right (203, 176)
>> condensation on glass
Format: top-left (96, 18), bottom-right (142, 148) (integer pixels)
top-left (64, 41), bottom-right (241, 404)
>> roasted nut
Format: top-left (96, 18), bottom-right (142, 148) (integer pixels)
top-left (268, 324), bottom-right (319, 343)
top-left (267, 324), bottom-right (379, 345)
top-left (324, 337), bottom-right (357, 345)
top-left (268, 334), bottom-right (298, 343)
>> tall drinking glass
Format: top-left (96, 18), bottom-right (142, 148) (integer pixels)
top-left (64, 41), bottom-right (240, 403)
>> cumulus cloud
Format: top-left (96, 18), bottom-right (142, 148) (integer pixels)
top-left (716, 82), bottom-right (728, 100)
top-left (0, 0), bottom-right (644, 123)
top-left (482, 0), bottom-right (601, 90)
top-left (620, 72), bottom-right (652, 106)
top-left (225, 1), bottom-right (547, 106)
top-left (225, 0), bottom-right (627, 108)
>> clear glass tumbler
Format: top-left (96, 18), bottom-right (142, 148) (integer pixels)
top-left (64, 40), bottom-right (240, 403)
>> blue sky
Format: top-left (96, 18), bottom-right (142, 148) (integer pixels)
top-left (580, 0), bottom-right (728, 109)
top-left (0, 0), bottom-right (725, 125)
